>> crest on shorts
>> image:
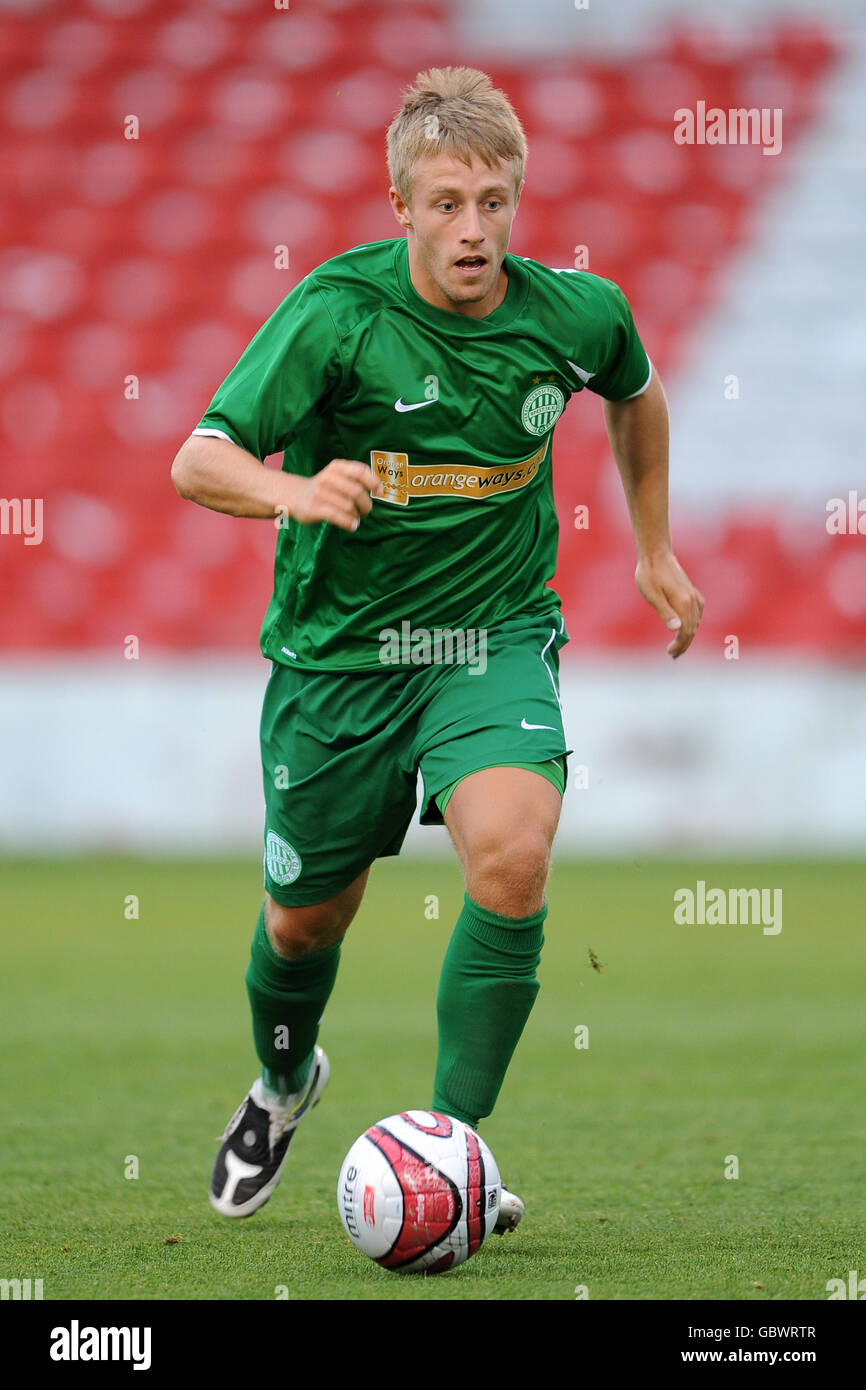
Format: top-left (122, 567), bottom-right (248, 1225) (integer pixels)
top-left (265, 830), bottom-right (302, 886)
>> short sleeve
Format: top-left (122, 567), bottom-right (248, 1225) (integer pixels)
top-left (585, 279), bottom-right (652, 402)
top-left (194, 276), bottom-right (342, 460)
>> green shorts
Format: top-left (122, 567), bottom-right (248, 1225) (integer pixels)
top-left (260, 610), bottom-right (572, 905)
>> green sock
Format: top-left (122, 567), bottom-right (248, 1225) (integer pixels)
top-left (244, 905), bottom-right (341, 1100)
top-left (432, 892), bottom-right (546, 1129)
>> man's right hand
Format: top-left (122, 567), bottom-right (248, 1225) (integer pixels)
top-left (289, 459), bottom-right (385, 531)
top-left (171, 435), bottom-right (384, 527)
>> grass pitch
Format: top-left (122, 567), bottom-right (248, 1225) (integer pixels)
top-left (0, 855), bottom-right (862, 1301)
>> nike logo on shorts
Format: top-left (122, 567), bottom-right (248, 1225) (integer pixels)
top-left (521, 717), bottom-right (556, 731)
top-left (394, 398), bottom-right (436, 412)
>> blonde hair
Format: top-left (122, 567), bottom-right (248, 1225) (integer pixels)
top-left (387, 66), bottom-right (527, 203)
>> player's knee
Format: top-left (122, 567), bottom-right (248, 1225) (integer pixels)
top-left (467, 831), bottom-right (551, 915)
top-left (264, 869), bottom-right (368, 957)
top-left (264, 894), bottom-right (349, 958)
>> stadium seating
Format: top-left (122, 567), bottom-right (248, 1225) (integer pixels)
top-left (1, 0), bottom-right (850, 654)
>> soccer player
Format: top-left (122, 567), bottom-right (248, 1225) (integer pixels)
top-left (172, 67), bottom-right (704, 1230)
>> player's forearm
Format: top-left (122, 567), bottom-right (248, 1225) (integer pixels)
top-left (171, 434), bottom-right (303, 520)
top-left (603, 371), bottom-right (672, 558)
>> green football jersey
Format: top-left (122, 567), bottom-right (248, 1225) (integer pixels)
top-left (194, 237), bottom-right (651, 670)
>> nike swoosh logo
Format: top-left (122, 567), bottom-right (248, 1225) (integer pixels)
top-left (394, 397), bottom-right (436, 412)
top-left (521, 717), bottom-right (557, 731)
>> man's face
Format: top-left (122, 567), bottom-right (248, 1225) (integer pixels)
top-left (390, 152), bottom-right (521, 318)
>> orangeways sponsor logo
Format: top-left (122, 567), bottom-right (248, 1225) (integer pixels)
top-left (370, 439), bottom-right (548, 506)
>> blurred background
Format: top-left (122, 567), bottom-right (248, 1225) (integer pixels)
top-left (1, 0), bottom-right (864, 857)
